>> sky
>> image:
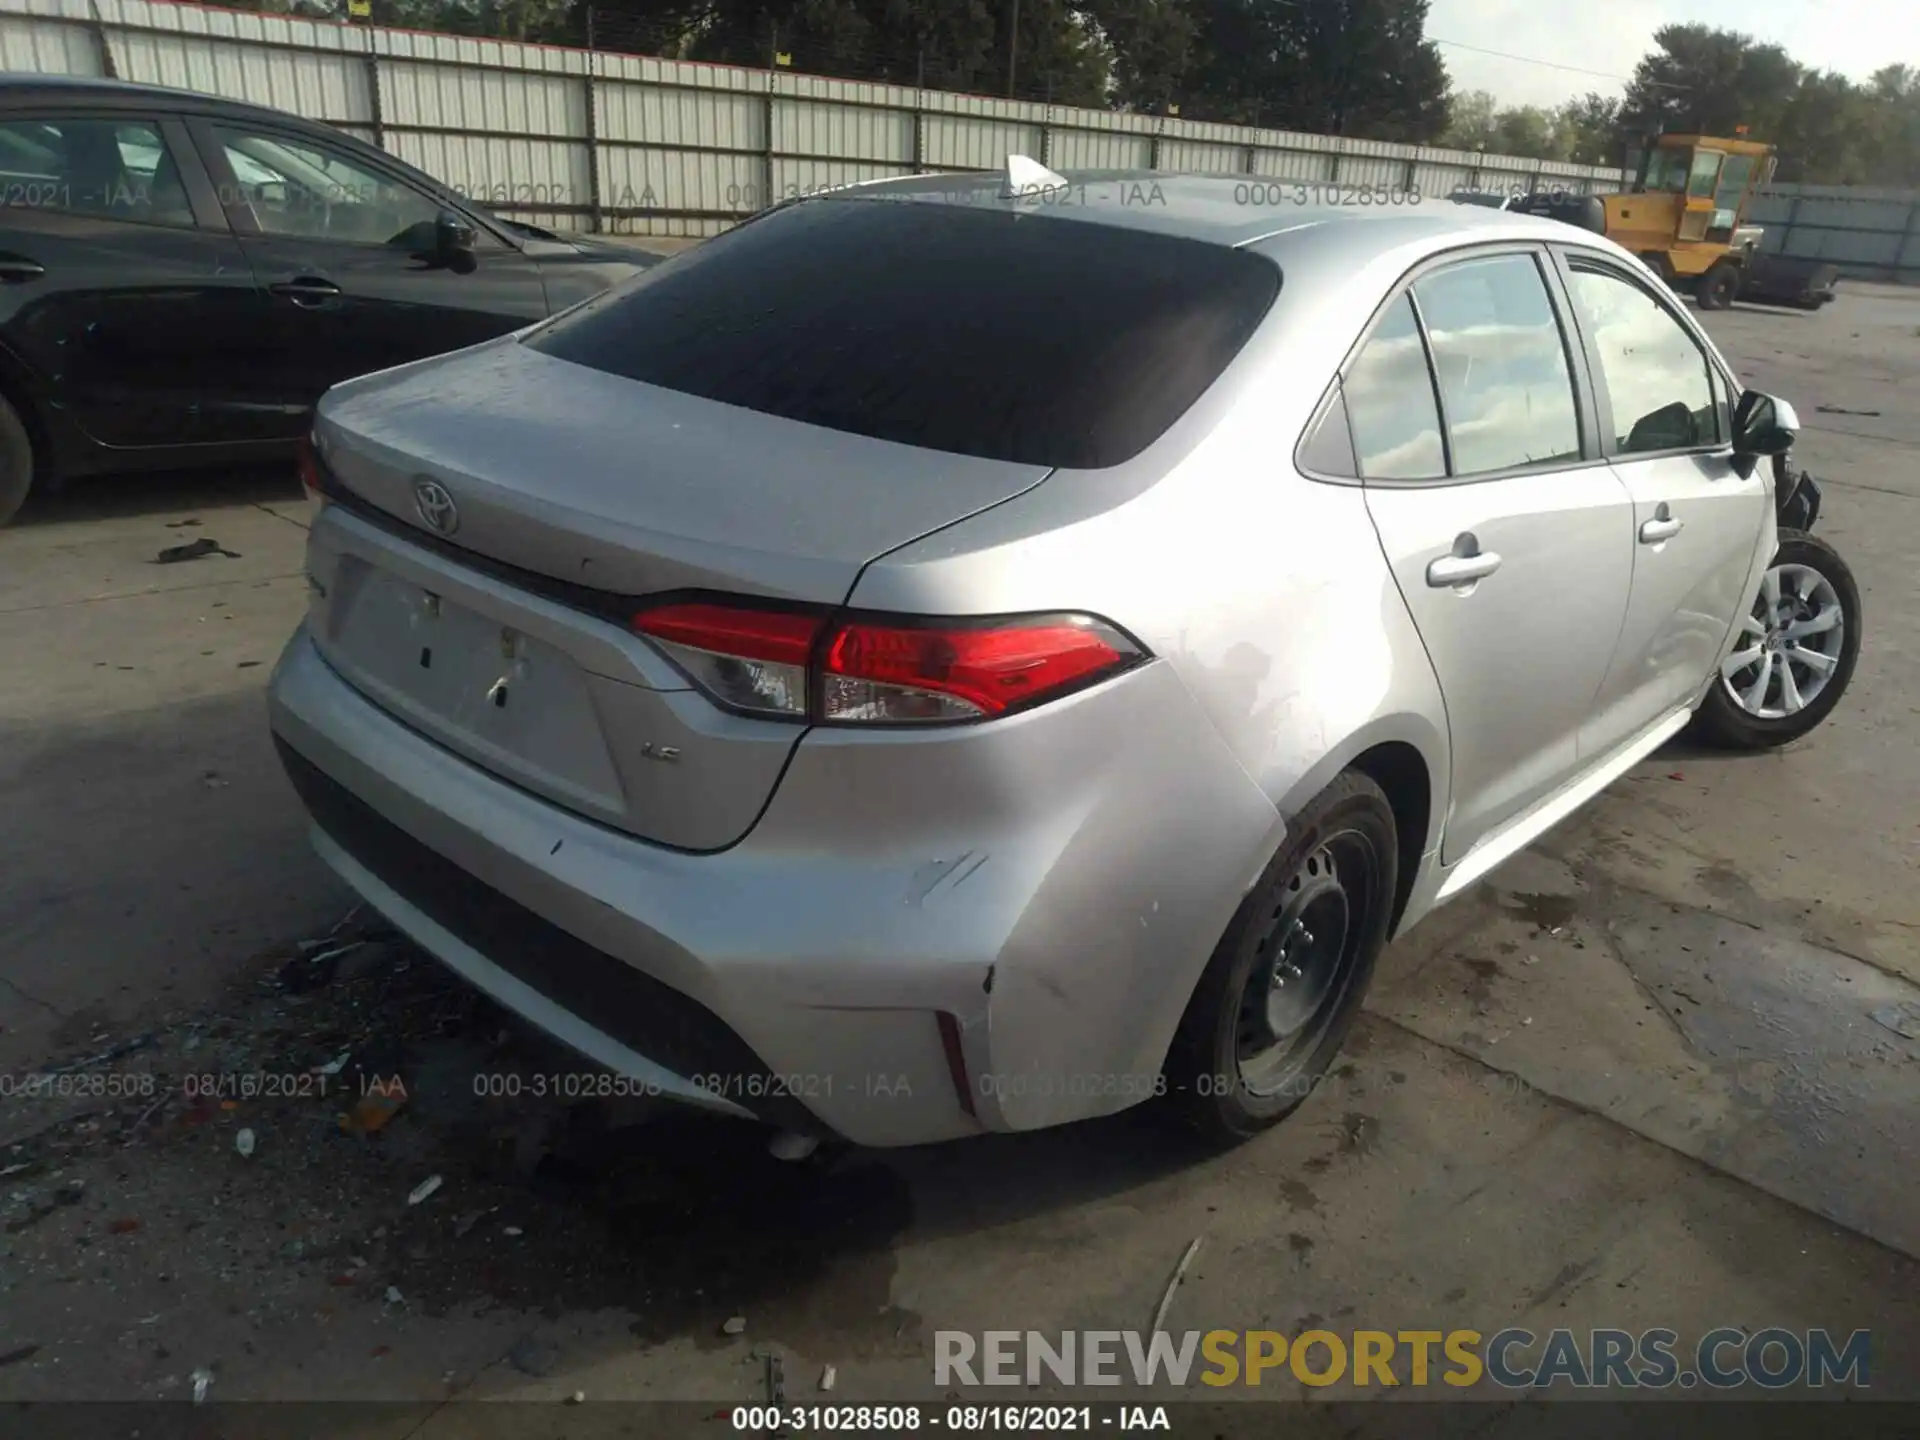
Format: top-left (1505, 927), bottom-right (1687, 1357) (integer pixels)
top-left (1425, 0), bottom-right (1920, 109)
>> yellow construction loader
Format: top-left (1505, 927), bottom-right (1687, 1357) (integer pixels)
top-left (1506, 132), bottom-right (1839, 310)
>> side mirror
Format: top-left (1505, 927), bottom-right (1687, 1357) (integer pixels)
top-left (1734, 389), bottom-right (1798, 455)
top-left (435, 210), bottom-right (478, 273)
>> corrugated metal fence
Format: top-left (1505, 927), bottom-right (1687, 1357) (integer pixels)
top-left (0, 0), bottom-right (1626, 237)
top-left (1748, 184), bottom-right (1920, 284)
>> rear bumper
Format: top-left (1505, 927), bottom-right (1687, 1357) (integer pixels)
top-left (268, 625), bottom-right (1280, 1146)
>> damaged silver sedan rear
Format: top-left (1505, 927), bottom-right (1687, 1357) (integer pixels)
top-left (270, 170), bottom-right (1852, 1147)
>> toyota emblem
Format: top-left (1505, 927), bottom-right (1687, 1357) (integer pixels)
top-left (413, 477), bottom-right (459, 536)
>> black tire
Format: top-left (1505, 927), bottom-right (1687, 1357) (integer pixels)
top-left (1697, 260), bottom-right (1740, 311)
top-left (1690, 530), bottom-right (1861, 750)
top-left (1167, 770), bottom-right (1398, 1143)
top-left (0, 389), bottom-right (33, 527)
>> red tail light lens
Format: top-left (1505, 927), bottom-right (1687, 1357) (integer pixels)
top-left (633, 602), bottom-right (822, 717)
top-left (631, 602), bottom-right (1143, 725)
top-left (297, 433), bottom-right (326, 512)
top-left (823, 617), bottom-right (1137, 722)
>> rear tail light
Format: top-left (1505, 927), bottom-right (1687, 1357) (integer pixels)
top-left (297, 432), bottom-right (327, 516)
top-left (631, 601), bottom-right (1145, 725)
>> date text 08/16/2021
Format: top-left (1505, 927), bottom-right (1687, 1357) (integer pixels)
top-left (732, 1405), bottom-right (1171, 1433)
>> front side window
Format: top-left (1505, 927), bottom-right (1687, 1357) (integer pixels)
top-left (1412, 254), bottom-right (1581, 475)
top-left (213, 125), bottom-right (440, 246)
top-left (0, 117), bottom-right (192, 227)
top-left (1565, 262), bottom-right (1719, 454)
top-left (1342, 294), bottom-right (1446, 481)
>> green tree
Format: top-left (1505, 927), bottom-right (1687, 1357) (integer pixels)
top-left (1183, 0), bottom-right (1448, 142)
top-left (1556, 92), bottom-right (1621, 166)
top-left (1621, 24), bottom-right (1799, 140)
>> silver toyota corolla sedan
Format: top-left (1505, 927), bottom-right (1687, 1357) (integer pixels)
top-left (268, 170), bottom-right (1858, 1148)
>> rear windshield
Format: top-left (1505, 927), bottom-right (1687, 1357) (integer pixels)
top-left (524, 197), bottom-right (1281, 470)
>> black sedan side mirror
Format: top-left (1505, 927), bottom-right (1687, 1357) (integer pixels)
top-left (435, 210), bottom-right (478, 273)
top-left (1731, 390), bottom-right (1799, 478)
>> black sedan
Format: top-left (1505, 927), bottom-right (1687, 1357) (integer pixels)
top-left (0, 75), bottom-right (655, 524)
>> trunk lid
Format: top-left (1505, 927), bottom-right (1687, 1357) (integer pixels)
top-left (306, 337), bottom-right (1052, 850)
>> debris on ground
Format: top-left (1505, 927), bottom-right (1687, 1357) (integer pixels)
top-left (0, 1343), bottom-right (41, 1368)
top-left (568, 1391), bottom-right (586, 1405)
top-left (154, 538), bottom-right (240, 565)
top-left (234, 1129), bottom-right (256, 1159)
top-left (191, 1368), bottom-right (214, 1404)
top-left (408, 1175), bottom-right (443, 1206)
top-left (277, 942), bottom-right (366, 995)
top-left (164, 518), bottom-right (203, 529)
top-left (508, 1335), bottom-right (558, 1377)
top-left (502, 1225), bottom-right (524, 1237)
top-left (313, 1051), bottom-right (352, 1077)
top-left (819, 1365), bottom-right (836, 1392)
top-left (108, 1217), bottom-right (141, 1234)
top-left (43, 1036), bottom-right (152, 1076)
top-left (721, 1316), bottom-right (747, 1336)
top-left (1870, 1001), bottom-right (1920, 1041)
top-left (385, 1287), bottom-right (405, 1306)
top-left (453, 1207), bottom-right (494, 1238)
top-left (202, 771), bottom-right (228, 790)
top-left (1815, 404), bottom-right (1881, 416)
top-left (1149, 1236), bottom-right (1204, 1334)
top-left (340, 1090), bottom-right (408, 1137)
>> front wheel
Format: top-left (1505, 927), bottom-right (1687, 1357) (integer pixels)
top-left (1696, 260), bottom-right (1740, 311)
top-left (1167, 770), bottom-right (1397, 1142)
top-left (1690, 531), bottom-right (1861, 749)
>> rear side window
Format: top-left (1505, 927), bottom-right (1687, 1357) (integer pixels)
top-left (1412, 254), bottom-right (1581, 475)
top-left (0, 116), bottom-right (193, 227)
top-left (1343, 294), bottom-right (1446, 481)
top-left (525, 198), bottom-right (1281, 469)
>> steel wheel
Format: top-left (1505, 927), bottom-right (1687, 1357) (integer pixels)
top-left (1720, 562), bottom-right (1846, 720)
top-left (1233, 830), bottom-right (1379, 1098)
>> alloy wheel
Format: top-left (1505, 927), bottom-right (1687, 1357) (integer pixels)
top-left (1720, 562), bottom-right (1846, 720)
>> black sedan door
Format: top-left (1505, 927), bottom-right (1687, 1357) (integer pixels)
top-left (0, 112), bottom-right (268, 451)
top-left (189, 117), bottom-right (551, 435)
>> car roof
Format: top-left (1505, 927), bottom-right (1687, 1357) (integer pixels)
top-left (0, 72), bottom-right (338, 128)
top-left (830, 169), bottom-right (1596, 258)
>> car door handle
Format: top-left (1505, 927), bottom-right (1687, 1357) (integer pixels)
top-left (1426, 550), bottom-right (1502, 587)
top-left (0, 257), bottom-right (45, 282)
top-left (269, 277), bottom-right (342, 308)
top-left (1639, 513), bottom-right (1685, 544)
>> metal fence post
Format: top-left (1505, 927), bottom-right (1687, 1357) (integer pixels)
top-left (583, 7), bottom-right (603, 232)
top-left (365, 28), bottom-right (385, 152)
top-left (1903, 198), bottom-right (1920, 285)
top-left (762, 84), bottom-right (776, 213)
top-left (85, 0), bottom-right (118, 78)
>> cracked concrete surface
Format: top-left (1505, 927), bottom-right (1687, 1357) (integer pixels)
top-left (1, 287), bottom-right (1917, 1416)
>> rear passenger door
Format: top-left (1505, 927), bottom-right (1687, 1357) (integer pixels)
top-left (1344, 248), bottom-right (1636, 865)
top-left (1553, 250), bottom-right (1770, 757)
top-left (191, 118), bottom-right (551, 429)
top-left (0, 111), bottom-right (264, 449)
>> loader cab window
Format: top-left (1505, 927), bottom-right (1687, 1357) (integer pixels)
top-left (1687, 149), bottom-right (1725, 200)
top-left (1643, 147), bottom-right (1692, 194)
top-left (1713, 154), bottom-right (1757, 214)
